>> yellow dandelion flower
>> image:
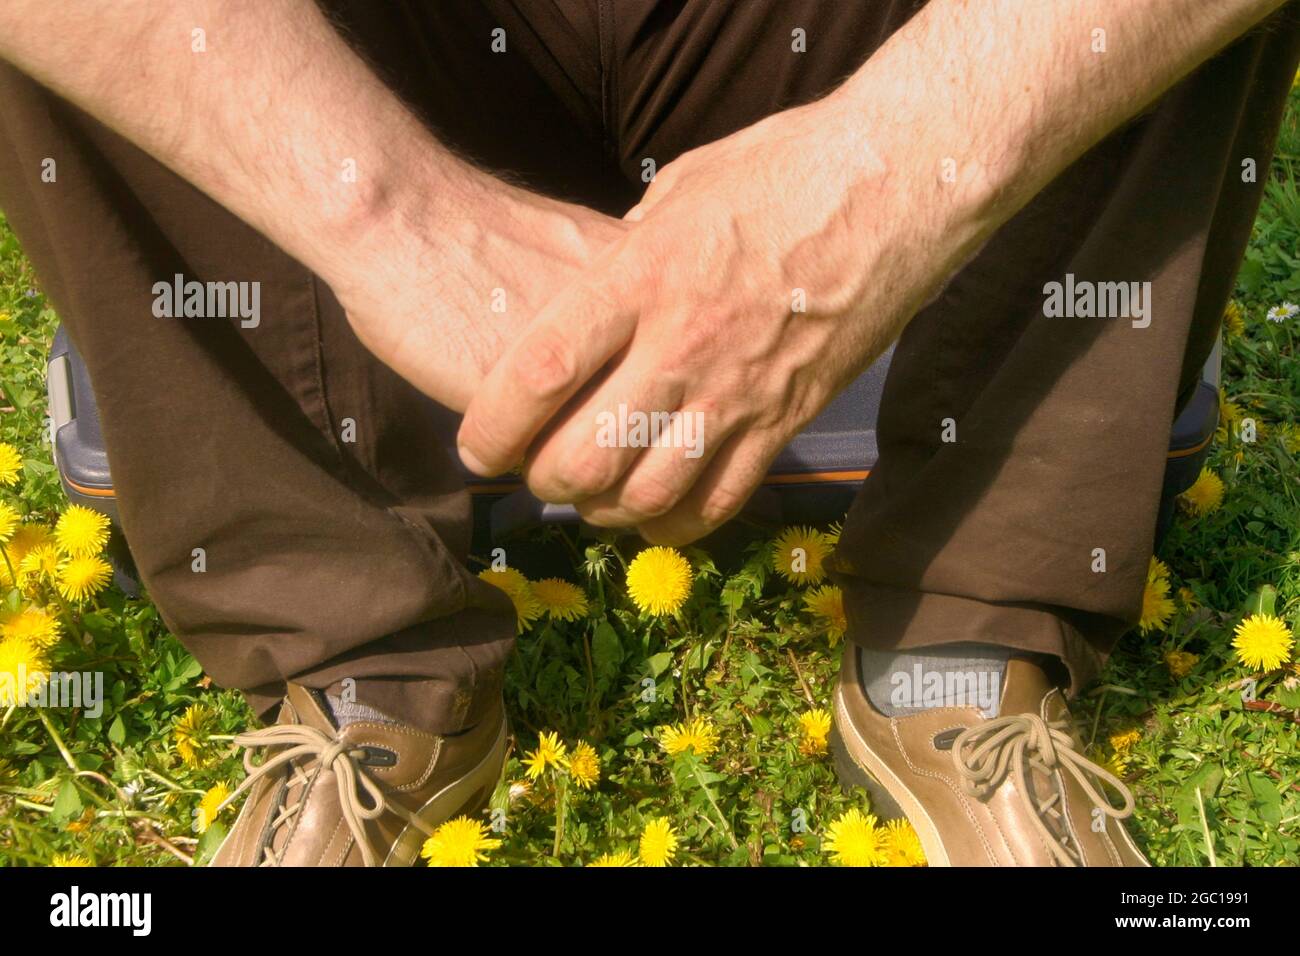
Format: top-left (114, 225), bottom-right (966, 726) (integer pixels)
top-left (638, 817), bottom-right (678, 867)
top-left (1147, 556), bottom-right (1171, 586)
top-left (195, 783), bottom-right (232, 833)
top-left (771, 526), bottom-right (833, 586)
top-left (480, 565), bottom-right (529, 594)
top-left (567, 740), bottom-right (600, 789)
top-left (1164, 649), bottom-right (1198, 679)
top-left (0, 502), bottom-right (19, 544)
top-left (57, 555), bottom-right (112, 602)
top-left (882, 819), bottom-right (927, 867)
top-left (1103, 751), bottom-right (1129, 778)
top-left (0, 443), bottom-right (22, 486)
top-left (1179, 468), bottom-right (1224, 518)
top-left (798, 708), bottom-right (832, 756)
top-left (1139, 570), bottom-right (1175, 635)
top-left (1, 606), bottom-right (62, 648)
top-left (478, 567), bottom-right (541, 633)
top-left (54, 505), bottom-right (110, 557)
top-left (625, 546), bottom-right (692, 616)
top-left (420, 816), bottom-right (502, 867)
top-left (825, 521), bottom-right (843, 546)
top-left (1216, 391), bottom-right (1244, 443)
top-left (530, 578), bottom-right (589, 622)
top-left (1177, 586), bottom-right (1200, 610)
top-left (5, 522), bottom-right (52, 565)
top-left (824, 808), bottom-right (887, 867)
top-left (659, 716), bottom-right (718, 759)
top-left (1222, 301), bottom-right (1245, 337)
top-left (0, 635), bottom-right (49, 706)
top-left (587, 849), bottom-right (638, 867)
top-left (50, 853), bottom-right (92, 867)
top-left (1232, 613), bottom-right (1294, 671)
top-left (1277, 422), bottom-right (1300, 455)
top-left (173, 703), bottom-right (217, 768)
top-left (804, 584), bottom-right (847, 644)
top-left (1109, 728), bottom-right (1141, 752)
top-left (522, 730), bottom-right (568, 780)
top-left (17, 544), bottom-right (62, 590)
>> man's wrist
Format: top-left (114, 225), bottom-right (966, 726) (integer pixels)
top-left (305, 120), bottom-right (500, 304)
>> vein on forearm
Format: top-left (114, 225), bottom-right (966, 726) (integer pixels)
top-left (0, 0), bottom-right (465, 281)
top-left (840, 0), bottom-right (1289, 246)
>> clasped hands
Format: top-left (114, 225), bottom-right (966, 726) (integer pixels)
top-left (340, 92), bottom-right (955, 546)
top-left (448, 96), bottom-right (946, 546)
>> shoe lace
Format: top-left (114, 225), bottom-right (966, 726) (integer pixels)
top-left (951, 713), bottom-right (1135, 867)
top-left (216, 723), bottom-right (432, 867)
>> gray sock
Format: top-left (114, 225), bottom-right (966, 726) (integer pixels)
top-left (858, 644), bottom-right (1013, 719)
top-left (325, 692), bottom-right (398, 728)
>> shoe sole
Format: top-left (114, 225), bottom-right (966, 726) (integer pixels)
top-left (831, 683), bottom-right (952, 867)
top-left (382, 714), bottom-right (509, 867)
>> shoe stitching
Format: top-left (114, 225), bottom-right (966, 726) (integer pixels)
top-left (888, 717), bottom-right (1000, 864)
top-left (349, 724), bottom-right (444, 791)
top-left (315, 815), bottom-right (347, 868)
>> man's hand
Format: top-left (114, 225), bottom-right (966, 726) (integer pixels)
top-left (458, 94), bottom-right (940, 544)
top-left (458, 0), bottom-right (1289, 543)
top-left (332, 181), bottom-right (627, 412)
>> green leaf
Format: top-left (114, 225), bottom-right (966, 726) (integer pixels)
top-left (1246, 774), bottom-right (1283, 827)
top-left (80, 610), bottom-right (117, 639)
top-left (50, 779), bottom-right (83, 826)
top-left (1236, 256), bottom-right (1266, 295)
top-left (1244, 585), bottom-right (1278, 617)
top-left (684, 639), bottom-right (715, 672)
top-left (645, 652), bottom-right (674, 679)
top-left (1174, 763), bottom-right (1223, 830)
top-left (746, 712), bottom-right (772, 736)
top-left (591, 622), bottom-right (623, 681)
top-left (107, 714), bottom-right (126, 746)
top-left (195, 821), bottom-right (228, 865)
top-left (1272, 684), bottom-right (1300, 710)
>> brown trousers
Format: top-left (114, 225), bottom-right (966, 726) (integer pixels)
top-left (1, 1), bottom-right (1297, 732)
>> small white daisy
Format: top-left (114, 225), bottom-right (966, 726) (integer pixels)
top-left (1265, 301), bottom-right (1299, 322)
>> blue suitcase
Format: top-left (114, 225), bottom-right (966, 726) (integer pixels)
top-left (46, 326), bottom-right (1218, 559)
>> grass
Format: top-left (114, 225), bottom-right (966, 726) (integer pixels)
top-left (1, 99), bottom-right (1299, 869)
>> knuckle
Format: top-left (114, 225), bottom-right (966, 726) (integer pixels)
top-left (458, 413), bottom-right (511, 473)
top-left (621, 475), bottom-right (680, 519)
top-left (698, 484), bottom-right (749, 527)
top-left (575, 498), bottom-right (623, 528)
top-left (517, 332), bottom-right (578, 402)
top-left (573, 454), bottom-right (623, 498)
top-left (539, 454), bottom-right (618, 503)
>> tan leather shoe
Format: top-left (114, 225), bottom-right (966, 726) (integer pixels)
top-left (212, 684), bottom-right (506, 866)
top-left (831, 646), bottom-right (1148, 866)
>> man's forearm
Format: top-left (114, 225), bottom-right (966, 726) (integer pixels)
top-left (830, 0), bottom-right (1289, 294)
top-left (0, 0), bottom-right (482, 285)
top-left (0, 0), bottom-right (630, 410)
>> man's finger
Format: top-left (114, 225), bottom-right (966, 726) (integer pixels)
top-left (457, 267), bottom-right (637, 476)
top-left (522, 370), bottom-right (686, 505)
top-left (635, 428), bottom-right (782, 546)
top-left (573, 403), bottom-right (731, 526)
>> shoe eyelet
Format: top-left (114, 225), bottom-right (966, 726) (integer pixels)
top-left (932, 728), bottom-right (963, 751)
top-left (355, 745), bottom-right (397, 767)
